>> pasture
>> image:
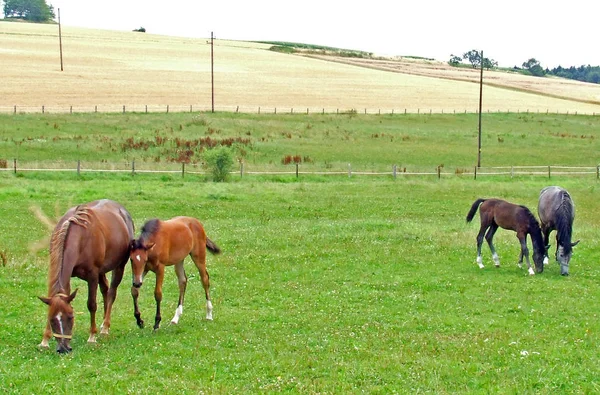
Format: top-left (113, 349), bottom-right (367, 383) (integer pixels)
top-left (1, 112), bottom-right (600, 392)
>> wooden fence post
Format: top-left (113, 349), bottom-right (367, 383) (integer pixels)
top-left (240, 161), bottom-right (244, 178)
top-left (182, 162), bottom-right (185, 178)
top-left (77, 160), bottom-right (80, 176)
top-left (166, 105), bottom-right (169, 113)
top-left (13, 159), bottom-right (17, 174)
top-left (348, 163), bottom-right (352, 178)
top-left (548, 165), bottom-right (551, 179)
top-left (14, 105), bottom-right (16, 114)
top-left (597, 165), bottom-right (599, 179)
top-left (42, 105), bottom-right (45, 114)
top-left (393, 164), bottom-right (397, 179)
top-left (296, 163), bottom-right (299, 179)
top-left (131, 160), bottom-right (135, 175)
top-left (123, 105), bottom-right (126, 114)
top-left (474, 166), bottom-right (477, 180)
top-left (437, 166), bottom-right (441, 179)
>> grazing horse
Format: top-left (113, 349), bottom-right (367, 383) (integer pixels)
top-left (129, 216), bottom-right (220, 330)
top-left (538, 186), bottom-right (579, 276)
top-left (38, 199), bottom-right (135, 353)
top-left (466, 198), bottom-right (545, 275)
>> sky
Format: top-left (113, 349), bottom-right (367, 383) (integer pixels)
top-left (24, 0), bottom-right (600, 68)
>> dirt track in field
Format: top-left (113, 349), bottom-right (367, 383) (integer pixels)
top-left (2, 21), bottom-right (600, 114)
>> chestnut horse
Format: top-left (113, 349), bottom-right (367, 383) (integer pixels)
top-left (38, 199), bottom-right (135, 353)
top-left (466, 198), bottom-right (545, 275)
top-left (129, 216), bottom-right (220, 330)
top-left (538, 186), bottom-right (579, 276)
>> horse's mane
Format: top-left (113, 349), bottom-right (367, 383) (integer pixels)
top-left (48, 206), bottom-right (93, 296)
top-left (140, 218), bottom-right (161, 243)
top-left (520, 205), bottom-right (545, 254)
top-left (555, 192), bottom-right (574, 254)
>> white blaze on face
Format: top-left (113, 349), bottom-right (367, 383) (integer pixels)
top-left (56, 312), bottom-right (64, 336)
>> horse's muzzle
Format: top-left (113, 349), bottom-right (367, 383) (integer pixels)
top-left (56, 343), bottom-right (72, 354)
top-left (132, 282), bottom-right (142, 288)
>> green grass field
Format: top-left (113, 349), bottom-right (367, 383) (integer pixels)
top-left (1, 113), bottom-right (600, 393)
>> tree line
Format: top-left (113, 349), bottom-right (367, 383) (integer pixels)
top-left (2, 0), bottom-right (54, 22)
top-left (450, 50), bottom-right (600, 85)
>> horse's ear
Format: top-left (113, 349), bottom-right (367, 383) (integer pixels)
top-left (145, 242), bottom-right (155, 251)
top-left (67, 288), bottom-right (78, 303)
top-left (38, 296), bottom-right (51, 305)
top-left (572, 239), bottom-right (580, 247)
top-left (129, 239), bottom-right (136, 250)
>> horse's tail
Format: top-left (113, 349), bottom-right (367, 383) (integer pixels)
top-left (206, 238), bottom-right (221, 255)
top-left (466, 198), bottom-right (486, 223)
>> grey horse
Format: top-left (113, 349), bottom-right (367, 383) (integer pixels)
top-left (538, 186), bottom-right (579, 276)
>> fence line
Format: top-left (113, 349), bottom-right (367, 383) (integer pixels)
top-left (0, 105), bottom-right (598, 116)
top-left (2, 160), bottom-right (599, 180)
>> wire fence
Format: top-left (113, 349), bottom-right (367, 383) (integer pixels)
top-left (1, 160), bottom-right (599, 180)
top-left (1, 104), bottom-right (599, 116)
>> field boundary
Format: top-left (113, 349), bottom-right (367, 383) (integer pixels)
top-left (1, 161), bottom-right (598, 180)
top-left (1, 105), bottom-right (599, 116)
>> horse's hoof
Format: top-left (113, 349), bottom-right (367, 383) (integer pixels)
top-left (170, 320), bottom-right (178, 325)
top-left (38, 342), bottom-right (50, 350)
top-left (528, 268), bottom-right (535, 276)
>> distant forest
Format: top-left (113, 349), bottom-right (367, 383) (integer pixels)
top-left (546, 65), bottom-right (600, 84)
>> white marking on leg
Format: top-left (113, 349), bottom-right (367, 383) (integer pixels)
top-left (206, 300), bottom-right (213, 321)
top-left (492, 253), bottom-right (500, 267)
top-left (528, 267), bottom-right (535, 276)
top-left (87, 333), bottom-right (97, 343)
top-left (40, 338), bottom-right (49, 348)
top-left (171, 305), bottom-right (183, 324)
top-left (100, 322), bottom-right (109, 335)
top-left (543, 256), bottom-right (549, 265)
top-left (476, 256), bottom-right (484, 269)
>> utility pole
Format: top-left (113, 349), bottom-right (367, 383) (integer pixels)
top-left (477, 50), bottom-right (484, 168)
top-left (211, 31), bottom-right (215, 113)
top-left (58, 8), bottom-right (63, 71)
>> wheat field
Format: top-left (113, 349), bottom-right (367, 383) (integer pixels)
top-left (2, 21), bottom-right (600, 114)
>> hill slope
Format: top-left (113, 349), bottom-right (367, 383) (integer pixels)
top-left (2, 22), bottom-right (600, 114)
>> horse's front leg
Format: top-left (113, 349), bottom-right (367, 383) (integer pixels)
top-left (542, 226), bottom-right (552, 265)
top-left (87, 278), bottom-right (100, 343)
top-left (100, 266), bottom-right (125, 335)
top-left (153, 266), bottom-right (165, 330)
top-left (518, 235), bottom-right (534, 275)
top-left (39, 322), bottom-right (52, 349)
top-left (171, 261), bottom-right (187, 325)
top-left (131, 268), bottom-right (149, 328)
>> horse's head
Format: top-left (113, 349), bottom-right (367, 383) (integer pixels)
top-left (533, 246), bottom-right (545, 274)
top-left (556, 240), bottom-right (580, 276)
top-left (39, 289), bottom-right (78, 354)
top-left (129, 239), bottom-right (155, 287)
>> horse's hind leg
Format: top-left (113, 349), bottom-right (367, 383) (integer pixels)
top-left (475, 225), bottom-right (488, 269)
top-left (485, 222), bottom-right (500, 267)
top-left (170, 261), bottom-right (187, 325)
top-left (191, 249), bottom-right (212, 320)
top-left (98, 273), bottom-right (110, 334)
top-left (100, 267), bottom-right (125, 335)
top-left (86, 277), bottom-right (100, 343)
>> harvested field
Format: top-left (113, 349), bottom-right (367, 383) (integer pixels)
top-left (2, 21), bottom-right (600, 114)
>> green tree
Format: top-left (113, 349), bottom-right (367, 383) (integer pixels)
top-left (482, 57), bottom-right (498, 70)
top-left (522, 58), bottom-right (546, 77)
top-left (448, 54), bottom-right (462, 67)
top-left (462, 49), bottom-right (482, 68)
top-left (3, 0), bottom-right (55, 22)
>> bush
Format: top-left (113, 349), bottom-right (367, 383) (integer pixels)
top-left (203, 147), bottom-right (234, 182)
